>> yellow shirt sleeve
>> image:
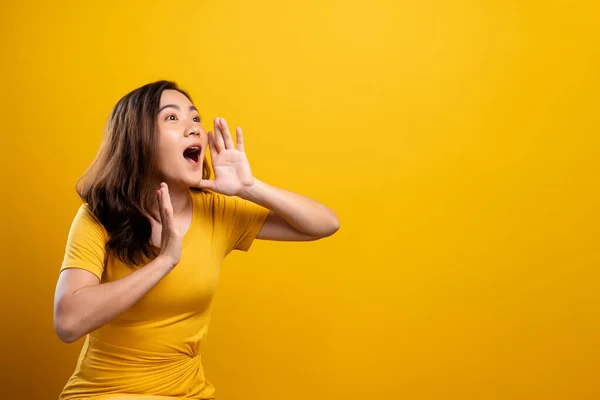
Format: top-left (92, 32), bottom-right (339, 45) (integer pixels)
top-left (212, 193), bottom-right (270, 254)
top-left (60, 204), bottom-right (108, 280)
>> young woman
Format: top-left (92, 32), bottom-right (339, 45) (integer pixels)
top-left (54, 80), bottom-right (339, 399)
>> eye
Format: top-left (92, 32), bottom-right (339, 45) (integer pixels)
top-left (193, 116), bottom-right (201, 123)
top-left (165, 114), bottom-right (178, 121)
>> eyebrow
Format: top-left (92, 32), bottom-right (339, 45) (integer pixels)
top-left (158, 104), bottom-right (199, 113)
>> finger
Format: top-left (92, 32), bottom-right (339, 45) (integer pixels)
top-left (157, 184), bottom-right (173, 228)
top-left (156, 187), bottom-right (164, 223)
top-left (235, 127), bottom-right (245, 152)
top-left (196, 179), bottom-right (217, 191)
top-left (214, 117), bottom-right (225, 151)
top-left (220, 118), bottom-right (235, 149)
top-left (161, 183), bottom-right (174, 218)
top-left (207, 131), bottom-right (218, 160)
top-left (157, 190), bottom-right (168, 233)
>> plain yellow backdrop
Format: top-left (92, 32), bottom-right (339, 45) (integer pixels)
top-left (0, 1), bottom-right (599, 399)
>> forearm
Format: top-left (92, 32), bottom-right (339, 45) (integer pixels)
top-left (240, 178), bottom-right (340, 237)
top-left (56, 255), bottom-right (174, 342)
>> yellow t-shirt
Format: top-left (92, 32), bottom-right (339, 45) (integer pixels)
top-left (58, 189), bottom-right (270, 400)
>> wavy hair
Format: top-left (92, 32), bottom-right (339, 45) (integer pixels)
top-left (75, 80), bottom-right (211, 266)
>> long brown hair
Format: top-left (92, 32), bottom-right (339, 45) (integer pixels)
top-left (76, 80), bottom-right (211, 266)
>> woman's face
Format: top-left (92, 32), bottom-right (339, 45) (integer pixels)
top-left (154, 89), bottom-right (208, 189)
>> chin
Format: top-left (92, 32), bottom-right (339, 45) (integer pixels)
top-left (184, 167), bottom-right (204, 187)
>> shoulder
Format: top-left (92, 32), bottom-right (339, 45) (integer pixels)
top-left (190, 188), bottom-right (216, 204)
top-left (189, 189), bottom-right (240, 213)
top-left (189, 188), bottom-right (269, 223)
top-left (60, 203), bottom-right (109, 279)
top-left (69, 203), bottom-right (109, 240)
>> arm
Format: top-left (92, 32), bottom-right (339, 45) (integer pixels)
top-left (54, 256), bottom-right (174, 343)
top-left (239, 179), bottom-right (340, 241)
top-left (54, 182), bottom-right (182, 343)
top-left (197, 117), bottom-right (340, 242)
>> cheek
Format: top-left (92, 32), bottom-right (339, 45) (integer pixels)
top-left (155, 141), bottom-right (182, 172)
top-left (156, 133), bottom-right (180, 155)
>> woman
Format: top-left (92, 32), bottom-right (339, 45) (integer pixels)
top-left (54, 80), bottom-right (339, 399)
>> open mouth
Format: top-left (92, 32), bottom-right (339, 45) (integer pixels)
top-left (183, 146), bottom-right (201, 165)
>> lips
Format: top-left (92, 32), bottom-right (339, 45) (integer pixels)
top-left (183, 145), bottom-right (202, 165)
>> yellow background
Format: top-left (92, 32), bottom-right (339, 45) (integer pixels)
top-left (1, 1), bottom-right (598, 399)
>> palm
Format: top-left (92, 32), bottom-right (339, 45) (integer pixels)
top-left (197, 117), bottom-right (254, 196)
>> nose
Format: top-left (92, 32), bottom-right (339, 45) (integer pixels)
top-left (185, 126), bottom-right (200, 137)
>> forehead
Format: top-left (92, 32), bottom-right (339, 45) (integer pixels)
top-left (159, 89), bottom-right (192, 106)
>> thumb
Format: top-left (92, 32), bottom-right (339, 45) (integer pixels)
top-left (196, 179), bottom-right (217, 191)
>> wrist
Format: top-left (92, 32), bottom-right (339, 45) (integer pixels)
top-left (155, 254), bottom-right (178, 271)
top-left (237, 177), bottom-right (260, 200)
